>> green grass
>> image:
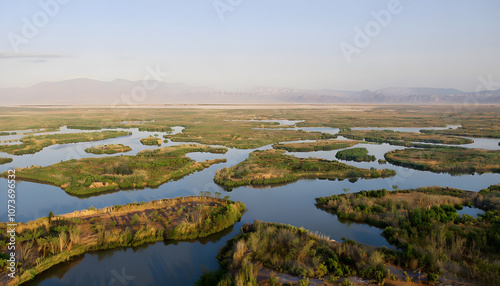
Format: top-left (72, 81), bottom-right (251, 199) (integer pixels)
top-left (0, 157), bottom-right (13, 165)
top-left (0, 105), bottom-right (498, 148)
top-left (315, 185), bottom-right (500, 284)
top-left (0, 131), bottom-right (131, 155)
top-left (336, 147), bottom-right (376, 162)
top-left (339, 129), bottom-right (473, 145)
top-left (0, 196), bottom-right (245, 286)
top-left (84, 144), bottom-right (132, 154)
top-left (214, 149), bottom-right (395, 188)
top-left (68, 125), bottom-right (172, 132)
top-left (420, 128), bottom-right (500, 139)
top-left (166, 125), bottom-right (337, 149)
top-left (273, 140), bottom-right (358, 152)
top-left (1, 144), bottom-right (228, 196)
top-left (140, 136), bottom-right (162, 146)
top-left (199, 220), bottom-right (397, 285)
top-left (384, 148), bottom-right (500, 174)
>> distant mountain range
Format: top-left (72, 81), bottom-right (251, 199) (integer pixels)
top-left (1, 79), bottom-right (499, 105)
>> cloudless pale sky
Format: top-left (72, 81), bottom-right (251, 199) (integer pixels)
top-left (0, 0), bottom-right (499, 91)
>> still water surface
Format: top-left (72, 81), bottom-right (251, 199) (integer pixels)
top-left (0, 124), bottom-right (498, 285)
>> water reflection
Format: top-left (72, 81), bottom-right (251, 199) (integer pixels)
top-left (456, 206), bottom-right (485, 218)
top-left (29, 225), bottom-right (237, 286)
top-left (0, 124), bottom-right (497, 285)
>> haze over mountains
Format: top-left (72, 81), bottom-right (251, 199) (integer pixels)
top-left (1, 79), bottom-right (499, 105)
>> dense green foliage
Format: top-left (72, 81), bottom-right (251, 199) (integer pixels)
top-left (1, 144), bottom-right (227, 196)
top-left (0, 131), bottom-right (131, 155)
top-left (0, 197), bottom-right (245, 286)
top-left (316, 185), bottom-right (500, 284)
top-left (339, 129), bottom-right (473, 145)
top-left (385, 148), bottom-right (500, 174)
top-left (214, 149), bottom-right (395, 188)
top-left (198, 221), bottom-right (396, 285)
top-left (0, 157), bottom-right (13, 165)
top-left (84, 144), bottom-right (132, 154)
top-left (335, 147), bottom-right (376, 162)
top-left (273, 140), bottom-right (357, 152)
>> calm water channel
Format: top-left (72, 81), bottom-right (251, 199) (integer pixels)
top-left (0, 124), bottom-right (498, 285)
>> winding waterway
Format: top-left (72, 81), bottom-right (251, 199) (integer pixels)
top-left (1, 123), bottom-right (498, 285)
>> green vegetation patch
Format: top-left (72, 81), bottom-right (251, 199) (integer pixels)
top-left (165, 120), bottom-right (336, 149)
top-left (339, 128), bottom-right (473, 145)
top-left (84, 144), bottom-right (132, 154)
top-left (0, 196), bottom-right (245, 285)
top-left (420, 128), bottom-right (500, 139)
top-left (273, 140), bottom-right (358, 152)
top-left (315, 185), bottom-right (500, 284)
top-left (0, 105), bottom-right (498, 138)
top-left (0, 157), bottom-right (13, 165)
top-left (336, 147), bottom-right (376, 162)
top-left (1, 106), bottom-right (498, 150)
top-left (199, 220), bottom-right (403, 285)
top-left (68, 125), bottom-right (172, 132)
top-left (384, 148), bottom-right (500, 174)
top-left (140, 136), bottom-right (162, 146)
top-left (1, 144), bottom-right (227, 196)
top-left (214, 149), bottom-right (395, 188)
top-left (0, 131), bottom-right (131, 155)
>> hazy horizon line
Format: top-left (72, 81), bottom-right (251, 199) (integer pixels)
top-left (1, 77), bottom-right (492, 94)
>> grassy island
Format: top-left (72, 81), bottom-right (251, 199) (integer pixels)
top-left (68, 125), bottom-right (173, 132)
top-left (384, 148), bottom-right (500, 174)
top-left (273, 140), bottom-right (358, 152)
top-left (336, 147), bottom-right (376, 162)
top-left (140, 136), bottom-right (162, 146)
top-left (0, 131), bottom-right (131, 155)
top-left (2, 144), bottom-right (228, 196)
top-left (214, 149), bottom-right (395, 188)
top-left (420, 127), bottom-right (500, 139)
top-left (198, 220), bottom-right (443, 286)
top-left (315, 185), bottom-right (500, 284)
top-left (0, 157), bottom-right (13, 165)
top-left (339, 129), bottom-right (473, 146)
top-left (165, 120), bottom-right (336, 149)
top-left (84, 144), bottom-right (132, 154)
top-left (0, 196), bottom-right (246, 286)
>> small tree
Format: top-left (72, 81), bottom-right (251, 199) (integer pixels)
top-left (48, 211), bottom-right (54, 225)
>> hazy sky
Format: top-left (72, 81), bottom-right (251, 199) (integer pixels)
top-left (1, 0), bottom-right (499, 91)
